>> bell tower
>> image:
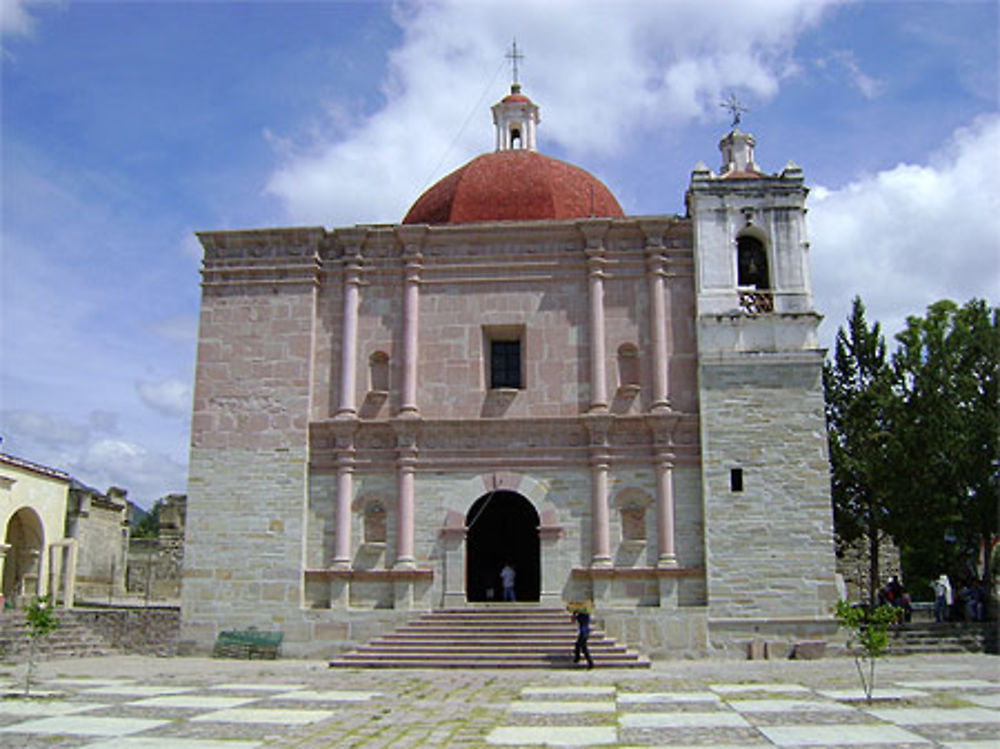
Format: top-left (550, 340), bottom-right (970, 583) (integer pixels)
top-left (491, 40), bottom-right (539, 152)
top-left (686, 111), bottom-right (838, 625)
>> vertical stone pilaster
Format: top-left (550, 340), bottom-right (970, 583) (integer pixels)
top-left (396, 226), bottom-right (427, 418)
top-left (654, 452), bottom-right (677, 568)
top-left (649, 414), bottom-right (679, 568)
top-left (586, 415), bottom-right (613, 568)
top-left (336, 240), bottom-right (364, 417)
top-left (393, 422), bottom-right (419, 570)
top-left (642, 222), bottom-right (671, 412)
top-left (580, 221), bottom-right (611, 413)
top-left (331, 422), bottom-right (357, 569)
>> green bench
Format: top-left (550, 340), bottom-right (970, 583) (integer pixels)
top-left (212, 628), bottom-right (284, 660)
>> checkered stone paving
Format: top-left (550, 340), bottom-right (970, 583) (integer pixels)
top-left (0, 654), bottom-right (996, 747)
top-left (485, 678), bottom-right (1000, 747)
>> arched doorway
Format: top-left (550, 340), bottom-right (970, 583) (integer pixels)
top-left (3, 507), bottom-right (44, 605)
top-left (466, 490), bottom-right (540, 602)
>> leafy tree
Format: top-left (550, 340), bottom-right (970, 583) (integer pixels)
top-left (24, 594), bottom-right (59, 696)
top-left (131, 499), bottom-right (163, 539)
top-left (824, 297), bottom-right (898, 606)
top-left (890, 299), bottom-right (999, 596)
top-left (835, 600), bottom-right (898, 703)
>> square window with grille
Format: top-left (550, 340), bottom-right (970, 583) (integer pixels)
top-left (490, 339), bottom-right (522, 389)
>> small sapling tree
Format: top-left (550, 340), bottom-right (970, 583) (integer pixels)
top-left (835, 599), bottom-right (897, 703)
top-left (24, 594), bottom-right (60, 696)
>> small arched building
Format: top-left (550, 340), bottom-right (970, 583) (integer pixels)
top-left (182, 84), bottom-right (838, 657)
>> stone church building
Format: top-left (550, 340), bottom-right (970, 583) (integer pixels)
top-left (181, 83), bottom-right (838, 658)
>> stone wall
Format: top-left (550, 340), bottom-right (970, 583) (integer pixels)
top-left (182, 228), bottom-right (323, 652)
top-left (70, 607), bottom-right (180, 656)
top-left (67, 486), bottom-right (129, 602)
top-left (699, 356), bottom-right (839, 624)
top-left (127, 537), bottom-right (185, 601)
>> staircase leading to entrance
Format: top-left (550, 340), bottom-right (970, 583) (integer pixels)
top-left (329, 606), bottom-right (650, 668)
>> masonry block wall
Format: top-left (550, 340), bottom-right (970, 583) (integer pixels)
top-left (181, 229), bottom-right (323, 648)
top-left (699, 359), bottom-right (837, 619)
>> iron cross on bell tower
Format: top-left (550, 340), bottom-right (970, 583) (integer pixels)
top-left (506, 39), bottom-right (524, 91)
top-left (721, 92), bottom-right (749, 129)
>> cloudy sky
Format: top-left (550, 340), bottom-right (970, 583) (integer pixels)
top-left (1, 0), bottom-right (997, 507)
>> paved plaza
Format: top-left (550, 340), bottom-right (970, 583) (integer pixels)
top-left (0, 653), bottom-right (997, 747)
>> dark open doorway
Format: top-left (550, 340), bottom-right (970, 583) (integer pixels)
top-left (466, 490), bottom-right (540, 602)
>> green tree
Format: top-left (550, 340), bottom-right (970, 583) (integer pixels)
top-left (835, 600), bottom-right (898, 703)
top-left (890, 299), bottom-right (999, 596)
top-left (824, 297), bottom-right (898, 606)
top-left (131, 499), bottom-right (163, 538)
top-left (24, 594), bottom-right (59, 696)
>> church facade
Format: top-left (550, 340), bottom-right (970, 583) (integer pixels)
top-left (181, 84), bottom-right (838, 658)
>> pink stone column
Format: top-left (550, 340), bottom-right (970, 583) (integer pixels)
top-left (655, 451), bottom-right (678, 568)
top-left (589, 451), bottom-right (612, 567)
top-left (395, 448), bottom-right (417, 569)
top-left (331, 424), bottom-right (356, 569)
top-left (332, 458), bottom-right (354, 568)
top-left (399, 249), bottom-right (422, 417)
top-left (337, 251), bottom-right (363, 417)
top-left (586, 247), bottom-right (608, 412)
top-left (645, 240), bottom-right (671, 412)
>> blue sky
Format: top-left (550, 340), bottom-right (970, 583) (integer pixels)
top-left (1, 0), bottom-right (998, 507)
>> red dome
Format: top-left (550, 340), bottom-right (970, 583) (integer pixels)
top-left (403, 150), bottom-right (624, 225)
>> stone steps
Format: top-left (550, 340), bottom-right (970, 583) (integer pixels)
top-left (330, 607), bottom-right (650, 668)
top-left (887, 621), bottom-right (997, 655)
top-left (0, 609), bottom-right (115, 661)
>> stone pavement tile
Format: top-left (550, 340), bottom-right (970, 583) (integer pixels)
top-left (1, 688), bottom-right (64, 698)
top-left (521, 686), bottom-right (616, 698)
top-left (710, 683), bottom-right (812, 695)
top-left (210, 683), bottom-right (309, 692)
top-left (86, 738), bottom-right (263, 749)
top-left (940, 742), bottom-right (1000, 749)
top-left (896, 680), bottom-right (999, 690)
top-left (617, 745), bottom-right (767, 749)
top-left (0, 714), bottom-right (171, 737)
top-left (190, 707), bottom-right (337, 725)
top-left (964, 693), bottom-right (1000, 708)
top-left (277, 689), bottom-right (381, 701)
top-left (82, 684), bottom-right (196, 697)
top-left (620, 711), bottom-right (751, 728)
top-left (817, 687), bottom-right (929, 701)
top-left (865, 706), bottom-right (1000, 724)
top-left (47, 678), bottom-right (136, 688)
top-left (617, 691), bottom-right (720, 704)
top-left (128, 694), bottom-right (257, 709)
top-left (486, 725), bottom-right (618, 746)
top-left (508, 700), bottom-right (616, 714)
top-left (727, 698), bottom-right (855, 713)
top-left (758, 723), bottom-right (931, 746)
top-left (0, 699), bottom-right (100, 716)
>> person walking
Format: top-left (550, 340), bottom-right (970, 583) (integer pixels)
top-left (572, 607), bottom-right (594, 669)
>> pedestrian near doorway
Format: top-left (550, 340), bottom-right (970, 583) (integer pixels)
top-left (500, 563), bottom-right (516, 602)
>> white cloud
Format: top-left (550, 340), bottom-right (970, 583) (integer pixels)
top-left (811, 113), bottom-right (1000, 348)
top-left (822, 50), bottom-right (884, 99)
top-left (0, 0), bottom-right (58, 42)
top-left (1, 409), bottom-right (90, 448)
top-left (136, 378), bottom-right (192, 419)
top-left (73, 437), bottom-right (185, 505)
top-left (266, 0), bottom-right (843, 226)
top-left (0, 409), bottom-right (185, 507)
